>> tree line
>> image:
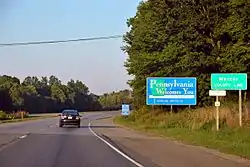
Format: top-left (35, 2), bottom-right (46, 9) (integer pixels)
top-left (122, 0), bottom-right (250, 109)
top-left (98, 89), bottom-right (133, 110)
top-left (0, 75), bottom-right (131, 114)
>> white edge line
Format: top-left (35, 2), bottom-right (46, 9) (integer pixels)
top-left (88, 122), bottom-right (144, 167)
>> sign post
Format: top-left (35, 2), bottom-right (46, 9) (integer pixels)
top-left (216, 96), bottom-right (219, 131)
top-left (239, 90), bottom-right (242, 126)
top-left (211, 73), bottom-right (247, 127)
top-left (146, 77), bottom-right (197, 109)
top-left (209, 90), bottom-right (226, 131)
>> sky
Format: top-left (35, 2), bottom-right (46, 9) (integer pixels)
top-left (0, 0), bottom-right (141, 95)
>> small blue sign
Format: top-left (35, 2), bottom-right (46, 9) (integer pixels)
top-left (121, 104), bottom-right (130, 116)
top-left (146, 77), bottom-right (197, 105)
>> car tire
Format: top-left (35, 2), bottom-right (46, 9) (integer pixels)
top-left (77, 124), bottom-right (80, 128)
top-left (59, 123), bottom-right (63, 127)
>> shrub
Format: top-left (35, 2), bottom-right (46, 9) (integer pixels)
top-left (13, 111), bottom-right (29, 119)
top-left (0, 111), bottom-right (7, 120)
top-left (0, 110), bottom-right (29, 120)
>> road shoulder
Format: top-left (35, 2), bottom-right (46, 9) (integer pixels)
top-left (90, 118), bottom-right (250, 167)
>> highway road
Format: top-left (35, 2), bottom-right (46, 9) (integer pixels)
top-left (0, 111), bottom-right (139, 167)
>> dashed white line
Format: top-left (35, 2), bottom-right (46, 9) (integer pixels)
top-left (19, 135), bottom-right (27, 139)
top-left (88, 122), bottom-right (144, 167)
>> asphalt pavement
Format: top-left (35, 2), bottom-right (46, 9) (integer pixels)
top-left (1, 111), bottom-right (249, 167)
top-left (0, 111), bottom-right (138, 167)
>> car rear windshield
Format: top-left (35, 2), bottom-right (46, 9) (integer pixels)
top-left (62, 110), bottom-right (79, 116)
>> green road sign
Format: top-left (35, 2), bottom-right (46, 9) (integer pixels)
top-left (211, 73), bottom-right (247, 90)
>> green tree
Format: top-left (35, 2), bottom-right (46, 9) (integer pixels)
top-left (51, 83), bottom-right (67, 103)
top-left (9, 83), bottom-right (24, 108)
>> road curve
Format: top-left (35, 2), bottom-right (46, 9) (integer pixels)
top-left (0, 111), bottom-right (138, 167)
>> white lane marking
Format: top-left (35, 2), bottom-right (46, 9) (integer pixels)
top-left (19, 135), bottom-right (27, 139)
top-left (88, 122), bottom-right (144, 167)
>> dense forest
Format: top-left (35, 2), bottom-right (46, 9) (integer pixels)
top-left (122, 0), bottom-right (250, 109)
top-left (0, 75), bottom-right (131, 114)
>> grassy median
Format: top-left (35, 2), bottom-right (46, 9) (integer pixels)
top-left (0, 111), bottom-right (57, 124)
top-left (0, 115), bottom-right (57, 124)
top-left (114, 104), bottom-right (250, 159)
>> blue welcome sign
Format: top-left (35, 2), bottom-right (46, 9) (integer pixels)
top-left (146, 77), bottom-right (197, 105)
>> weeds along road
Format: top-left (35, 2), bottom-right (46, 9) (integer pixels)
top-left (0, 111), bottom-right (143, 167)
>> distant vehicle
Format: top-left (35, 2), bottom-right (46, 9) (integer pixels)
top-left (58, 109), bottom-right (81, 128)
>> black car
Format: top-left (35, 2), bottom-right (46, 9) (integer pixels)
top-left (58, 109), bottom-right (81, 128)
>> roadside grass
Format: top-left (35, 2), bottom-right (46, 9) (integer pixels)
top-left (114, 104), bottom-right (250, 159)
